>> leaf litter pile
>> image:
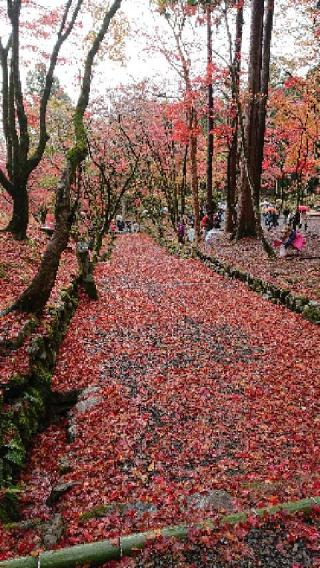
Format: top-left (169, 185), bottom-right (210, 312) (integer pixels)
top-left (1, 234), bottom-right (320, 566)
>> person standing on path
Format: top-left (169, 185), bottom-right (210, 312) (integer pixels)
top-left (291, 209), bottom-right (301, 230)
top-left (282, 205), bottom-right (290, 225)
top-left (300, 209), bottom-right (308, 231)
top-left (177, 218), bottom-right (186, 244)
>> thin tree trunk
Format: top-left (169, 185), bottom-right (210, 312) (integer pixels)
top-left (189, 110), bottom-right (200, 242)
top-left (180, 144), bottom-right (188, 216)
top-left (165, 15), bottom-right (200, 241)
top-left (225, 134), bottom-right (238, 233)
top-left (206, 4), bottom-right (214, 230)
top-left (225, 2), bottom-right (243, 234)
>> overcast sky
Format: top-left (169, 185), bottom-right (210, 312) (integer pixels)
top-left (70, 0), bottom-right (312, 99)
top-left (1, 0), bottom-right (313, 101)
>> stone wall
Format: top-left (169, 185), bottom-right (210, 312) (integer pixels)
top-left (0, 282), bottom-right (79, 521)
top-left (196, 250), bottom-right (320, 325)
top-left (0, 235), bottom-right (115, 521)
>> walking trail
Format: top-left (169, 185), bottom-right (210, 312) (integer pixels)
top-left (5, 234), bottom-right (320, 557)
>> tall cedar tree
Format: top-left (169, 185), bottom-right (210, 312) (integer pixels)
top-left (236, 0), bottom-right (275, 240)
top-left (225, 0), bottom-right (243, 234)
top-left (206, 2), bottom-right (215, 229)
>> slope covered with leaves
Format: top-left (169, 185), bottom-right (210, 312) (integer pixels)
top-left (200, 230), bottom-right (320, 302)
top-left (1, 234), bottom-right (319, 564)
top-left (0, 199), bottom-right (77, 383)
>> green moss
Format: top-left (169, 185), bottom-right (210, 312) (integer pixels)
top-left (0, 486), bottom-right (21, 522)
top-left (79, 502), bottom-right (127, 522)
top-left (32, 362), bottom-right (52, 386)
top-left (0, 263), bottom-right (8, 278)
top-left (24, 387), bottom-right (45, 414)
top-left (80, 505), bottom-right (110, 521)
top-left (67, 110), bottom-right (87, 167)
top-left (0, 263), bottom-right (82, 499)
top-left (303, 304), bottom-right (320, 323)
top-left (8, 373), bottom-right (29, 390)
top-left (4, 429), bottom-right (26, 468)
top-left (16, 400), bottom-right (40, 443)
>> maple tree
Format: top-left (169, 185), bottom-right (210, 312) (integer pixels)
top-left (155, 0), bottom-right (202, 240)
top-left (139, 96), bottom-right (189, 230)
top-left (263, 69), bottom-right (320, 205)
top-left (80, 97), bottom-right (142, 255)
top-left (0, 2), bottom-right (320, 565)
top-left (0, 0), bottom-right (84, 240)
top-left (10, 0), bottom-right (123, 314)
top-left (187, 0), bottom-right (222, 229)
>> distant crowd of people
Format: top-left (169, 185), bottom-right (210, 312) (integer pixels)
top-left (110, 215), bottom-right (140, 234)
top-left (110, 202), bottom-right (310, 259)
top-left (262, 205), bottom-right (308, 232)
top-left (177, 208), bottom-right (225, 246)
top-left (176, 202), bottom-right (309, 257)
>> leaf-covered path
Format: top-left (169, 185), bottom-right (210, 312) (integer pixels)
top-left (5, 234), bottom-right (320, 557)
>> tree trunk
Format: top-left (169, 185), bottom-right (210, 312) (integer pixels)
top-left (236, 171), bottom-right (257, 237)
top-left (180, 144), bottom-right (188, 216)
top-left (225, 2), bottom-right (243, 234)
top-left (257, 0), bottom-right (275, 182)
top-left (236, 0), bottom-right (265, 239)
top-left (0, 0), bottom-right (84, 239)
top-left (225, 134), bottom-right (238, 233)
top-left (76, 241), bottom-right (98, 300)
top-left (10, 0), bottom-right (122, 314)
top-left (6, 182), bottom-right (29, 240)
top-left (190, 116), bottom-right (200, 242)
top-left (12, 166), bottom-right (72, 312)
top-left (206, 4), bottom-right (214, 230)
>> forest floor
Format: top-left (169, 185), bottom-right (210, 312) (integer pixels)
top-left (1, 234), bottom-right (319, 567)
top-left (202, 226), bottom-right (320, 302)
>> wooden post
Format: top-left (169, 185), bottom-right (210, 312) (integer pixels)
top-left (76, 241), bottom-right (98, 300)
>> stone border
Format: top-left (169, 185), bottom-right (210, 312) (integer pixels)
top-left (0, 281), bottom-right (79, 521)
top-left (196, 250), bottom-right (320, 324)
top-left (156, 235), bottom-right (320, 325)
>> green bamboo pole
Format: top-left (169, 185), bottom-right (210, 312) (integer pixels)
top-left (1, 496), bottom-right (319, 567)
